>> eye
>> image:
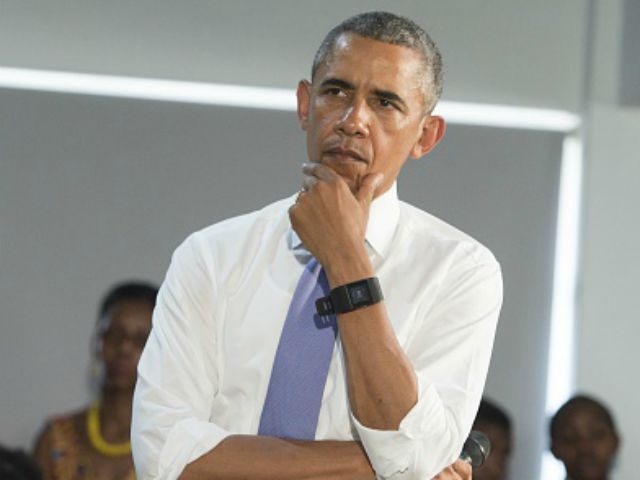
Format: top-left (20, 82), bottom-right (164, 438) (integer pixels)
top-left (322, 86), bottom-right (345, 97)
top-left (376, 97), bottom-right (400, 111)
top-left (556, 432), bottom-right (577, 444)
top-left (589, 427), bottom-right (610, 441)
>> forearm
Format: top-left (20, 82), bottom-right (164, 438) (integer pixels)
top-left (339, 303), bottom-right (417, 429)
top-left (325, 249), bottom-right (417, 430)
top-left (179, 435), bottom-right (374, 480)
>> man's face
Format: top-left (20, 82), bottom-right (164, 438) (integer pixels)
top-left (297, 33), bottom-right (445, 195)
top-left (551, 405), bottom-right (619, 480)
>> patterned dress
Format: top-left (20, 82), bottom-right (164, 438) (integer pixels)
top-left (40, 412), bottom-right (135, 480)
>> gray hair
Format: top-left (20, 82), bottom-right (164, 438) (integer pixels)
top-left (312, 11), bottom-right (444, 112)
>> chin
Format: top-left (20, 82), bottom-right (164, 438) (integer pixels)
top-left (329, 166), bottom-right (362, 191)
top-left (342, 176), bottom-right (359, 193)
top-left (104, 374), bottom-right (137, 391)
top-left (320, 157), bottom-right (365, 178)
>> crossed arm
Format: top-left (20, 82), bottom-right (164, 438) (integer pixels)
top-left (180, 437), bottom-right (471, 480)
top-left (180, 436), bottom-right (374, 479)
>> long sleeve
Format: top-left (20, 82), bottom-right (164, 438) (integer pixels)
top-left (352, 246), bottom-right (503, 479)
top-left (132, 233), bottom-right (229, 479)
top-left (130, 194), bottom-right (504, 480)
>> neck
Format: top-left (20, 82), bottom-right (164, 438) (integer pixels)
top-left (99, 386), bottom-right (134, 433)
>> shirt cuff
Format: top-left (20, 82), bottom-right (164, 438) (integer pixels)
top-left (157, 418), bottom-right (231, 479)
top-left (351, 380), bottom-right (460, 479)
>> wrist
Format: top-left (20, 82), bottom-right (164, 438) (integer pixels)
top-left (322, 246), bottom-right (373, 287)
top-left (316, 277), bottom-right (383, 316)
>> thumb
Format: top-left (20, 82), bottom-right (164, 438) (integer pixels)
top-left (453, 459), bottom-right (472, 479)
top-left (356, 173), bottom-right (384, 207)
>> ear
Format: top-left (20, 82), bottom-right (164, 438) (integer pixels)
top-left (296, 80), bottom-right (312, 131)
top-left (410, 115), bottom-right (446, 159)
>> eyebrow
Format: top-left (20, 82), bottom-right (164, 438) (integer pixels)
top-left (319, 77), bottom-right (408, 111)
top-left (319, 78), bottom-right (355, 91)
top-left (372, 88), bottom-right (408, 111)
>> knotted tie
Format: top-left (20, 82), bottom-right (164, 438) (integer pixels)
top-left (258, 258), bottom-right (337, 439)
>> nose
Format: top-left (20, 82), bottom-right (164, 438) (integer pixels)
top-left (335, 98), bottom-right (370, 138)
top-left (114, 336), bottom-right (140, 357)
top-left (575, 436), bottom-right (596, 454)
top-left (117, 341), bottom-right (133, 356)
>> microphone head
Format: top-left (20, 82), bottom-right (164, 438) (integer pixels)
top-left (460, 430), bottom-right (491, 468)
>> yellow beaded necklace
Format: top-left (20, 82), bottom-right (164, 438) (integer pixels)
top-left (87, 402), bottom-right (132, 456)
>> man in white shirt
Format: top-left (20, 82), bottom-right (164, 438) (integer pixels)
top-left (132, 11), bottom-right (502, 480)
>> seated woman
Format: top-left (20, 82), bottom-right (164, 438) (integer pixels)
top-left (33, 282), bottom-right (158, 480)
top-left (550, 394), bottom-right (620, 480)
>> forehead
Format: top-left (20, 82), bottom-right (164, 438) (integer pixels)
top-left (556, 404), bottom-right (611, 430)
top-left (105, 299), bottom-right (153, 328)
top-left (475, 421), bottom-right (511, 445)
top-left (317, 34), bottom-right (426, 97)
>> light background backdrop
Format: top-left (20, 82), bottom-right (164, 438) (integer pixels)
top-left (1, 2), bottom-right (638, 480)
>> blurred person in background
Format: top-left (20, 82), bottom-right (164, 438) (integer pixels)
top-left (472, 398), bottom-right (512, 480)
top-left (33, 281), bottom-right (158, 480)
top-left (550, 394), bottom-right (620, 480)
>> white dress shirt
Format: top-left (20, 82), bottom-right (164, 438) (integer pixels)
top-left (132, 183), bottom-right (503, 479)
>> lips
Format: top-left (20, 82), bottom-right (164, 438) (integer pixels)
top-left (324, 146), bottom-right (367, 163)
top-left (108, 358), bottom-right (136, 376)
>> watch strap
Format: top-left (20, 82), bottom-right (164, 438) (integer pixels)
top-left (315, 277), bottom-right (383, 315)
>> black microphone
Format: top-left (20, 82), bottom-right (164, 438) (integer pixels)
top-left (460, 430), bottom-right (491, 468)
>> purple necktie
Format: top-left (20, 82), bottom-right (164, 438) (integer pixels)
top-left (258, 258), bottom-right (337, 439)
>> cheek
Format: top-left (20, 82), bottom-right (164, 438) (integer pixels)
top-left (384, 115), bottom-right (413, 132)
top-left (555, 446), bottom-right (577, 462)
top-left (307, 110), bottom-right (332, 140)
top-left (375, 124), bottom-right (418, 153)
top-left (597, 440), bottom-right (618, 459)
top-left (311, 99), bottom-right (337, 124)
top-left (99, 343), bottom-right (113, 360)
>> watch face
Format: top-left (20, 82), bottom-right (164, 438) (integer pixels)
top-left (349, 284), bottom-right (371, 305)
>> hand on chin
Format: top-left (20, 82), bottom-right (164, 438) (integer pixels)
top-left (317, 159), bottom-right (364, 194)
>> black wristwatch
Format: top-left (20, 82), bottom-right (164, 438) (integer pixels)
top-left (315, 277), bottom-right (383, 315)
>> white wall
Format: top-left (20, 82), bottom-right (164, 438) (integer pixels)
top-left (571, 2), bottom-right (640, 478)
top-left (578, 105), bottom-right (640, 480)
top-left (0, 0), bottom-right (588, 111)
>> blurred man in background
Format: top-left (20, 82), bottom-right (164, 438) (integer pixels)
top-left (472, 398), bottom-right (513, 480)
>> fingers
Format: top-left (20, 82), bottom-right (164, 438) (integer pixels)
top-left (302, 162), bottom-right (338, 182)
top-left (301, 175), bottom-right (317, 192)
top-left (431, 460), bottom-right (472, 480)
top-left (300, 163), bottom-right (338, 198)
top-left (301, 162), bottom-right (383, 197)
top-left (355, 172), bottom-right (384, 206)
top-left (431, 466), bottom-right (454, 480)
top-left (451, 459), bottom-right (472, 480)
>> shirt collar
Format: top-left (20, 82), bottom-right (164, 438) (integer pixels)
top-left (287, 181), bottom-right (400, 259)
